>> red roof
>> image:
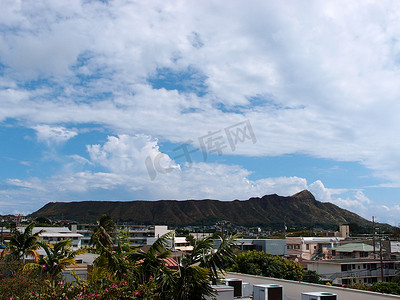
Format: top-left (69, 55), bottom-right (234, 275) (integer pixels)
top-left (161, 257), bottom-right (179, 269)
top-left (137, 257), bottom-right (179, 270)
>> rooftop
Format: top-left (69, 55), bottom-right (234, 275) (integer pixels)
top-left (333, 243), bottom-right (374, 253)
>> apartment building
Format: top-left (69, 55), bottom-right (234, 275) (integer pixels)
top-left (214, 238), bottom-right (287, 256)
top-left (286, 225), bottom-right (350, 260)
top-left (286, 236), bottom-right (341, 260)
top-left (32, 227), bottom-right (83, 251)
top-left (73, 223), bottom-right (171, 247)
top-left (307, 259), bottom-right (400, 285)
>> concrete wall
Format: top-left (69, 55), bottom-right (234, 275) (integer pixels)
top-left (226, 272), bottom-right (400, 300)
top-left (154, 225), bottom-right (170, 238)
top-left (253, 239), bottom-right (287, 255)
top-left (307, 262), bottom-right (341, 275)
top-left (62, 267), bottom-right (88, 283)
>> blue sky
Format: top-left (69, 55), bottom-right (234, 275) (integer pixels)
top-left (0, 1), bottom-right (400, 225)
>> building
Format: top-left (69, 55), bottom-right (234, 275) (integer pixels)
top-left (214, 238), bottom-right (287, 256)
top-left (224, 272), bottom-right (400, 300)
top-left (286, 225), bottom-right (349, 260)
top-left (286, 237), bottom-right (341, 260)
top-left (330, 243), bottom-right (376, 260)
top-left (32, 227), bottom-right (83, 251)
top-left (74, 223), bottom-right (171, 247)
top-left (307, 259), bottom-right (400, 285)
top-left (172, 236), bottom-right (193, 252)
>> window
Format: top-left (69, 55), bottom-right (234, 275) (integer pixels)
top-left (342, 279), bottom-right (350, 285)
top-left (306, 244), bottom-right (310, 250)
top-left (341, 265), bottom-right (349, 271)
top-left (294, 244), bottom-right (300, 249)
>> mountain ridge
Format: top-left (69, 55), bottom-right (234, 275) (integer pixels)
top-left (30, 190), bottom-right (373, 228)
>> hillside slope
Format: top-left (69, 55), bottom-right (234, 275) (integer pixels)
top-left (30, 190), bottom-right (372, 228)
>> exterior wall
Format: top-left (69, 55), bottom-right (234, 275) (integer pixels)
top-left (76, 224), bottom-right (94, 246)
top-left (307, 260), bottom-right (400, 285)
top-left (154, 225), bottom-right (170, 238)
top-left (286, 237), bottom-right (303, 257)
top-left (173, 236), bottom-right (193, 252)
top-left (391, 242), bottom-right (400, 253)
top-left (213, 239), bottom-right (286, 256)
top-left (339, 225), bottom-right (350, 238)
top-left (307, 262), bottom-right (341, 275)
top-left (331, 250), bottom-right (375, 260)
top-left (62, 266), bottom-right (88, 283)
top-left (225, 272), bottom-right (400, 300)
top-left (252, 239), bottom-right (287, 255)
top-left (29, 227), bottom-right (83, 250)
top-left (286, 237), bottom-right (340, 260)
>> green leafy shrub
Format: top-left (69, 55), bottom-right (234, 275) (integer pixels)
top-left (371, 282), bottom-right (400, 295)
top-left (229, 250), bottom-right (303, 280)
top-left (302, 270), bottom-right (321, 284)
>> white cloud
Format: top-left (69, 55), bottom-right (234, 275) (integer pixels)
top-left (0, 1), bottom-right (397, 186)
top-left (32, 125), bottom-right (77, 144)
top-left (1, 1), bottom-right (400, 221)
top-left (1, 133), bottom-right (398, 225)
top-left (0, 134), bottom-right (315, 212)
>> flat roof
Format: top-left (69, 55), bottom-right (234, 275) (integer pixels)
top-left (333, 243), bottom-right (374, 253)
top-left (306, 259), bottom-right (400, 264)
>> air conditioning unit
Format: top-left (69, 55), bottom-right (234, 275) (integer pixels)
top-left (301, 292), bottom-right (337, 300)
top-left (253, 284), bottom-right (283, 300)
top-left (242, 282), bottom-right (252, 298)
top-left (205, 285), bottom-right (234, 300)
top-left (225, 278), bottom-right (242, 297)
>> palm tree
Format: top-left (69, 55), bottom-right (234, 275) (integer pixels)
top-left (172, 253), bottom-right (214, 299)
top-left (24, 239), bottom-right (86, 286)
top-left (90, 215), bottom-right (116, 250)
top-left (199, 233), bottom-right (238, 284)
top-left (170, 233), bottom-right (239, 299)
top-left (128, 231), bottom-right (174, 284)
top-left (6, 222), bottom-right (42, 263)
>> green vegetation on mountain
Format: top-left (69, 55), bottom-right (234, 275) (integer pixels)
top-left (31, 190), bottom-right (373, 228)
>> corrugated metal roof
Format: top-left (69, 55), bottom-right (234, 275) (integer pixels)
top-left (333, 243), bottom-right (373, 252)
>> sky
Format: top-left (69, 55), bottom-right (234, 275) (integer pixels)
top-left (0, 0), bottom-right (400, 225)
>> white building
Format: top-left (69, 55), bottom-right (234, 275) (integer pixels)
top-left (31, 226), bottom-right (83, 251)
top-left (307, 259), bottom-right (400, 285)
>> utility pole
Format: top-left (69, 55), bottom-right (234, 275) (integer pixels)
top-left (372, 216), bottom-right (376, 259)
top-left (284, 216), bottom-right (287, 239)
top-left (378, 226), bottom-right (384, 282)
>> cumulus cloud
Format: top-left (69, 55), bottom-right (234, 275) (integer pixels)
top-left (1, 1), bottom-right (400, 221)
top-left (0, 134), bottom-right (319, 211)
top-left (1, 132), bottom-right (397, 224)
top-left (0, 1), bottom-right (398, 186)
top-left (32, 125), bottom-right (77, 144)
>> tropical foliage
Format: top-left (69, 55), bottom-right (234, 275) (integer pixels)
top-left (229, 250), bottom-right (303, 281)
top-left (302, 270), bottom-right (321, 284)
top-left (90, 215), bottom-right (116, 249)
top-left (0, 217), bottom-right (240, 299)
top-left (6, 222), bottom-right (42, 263)
top-left (351, 281), bottom-right (400, 295)
top-left (24, 239), bottom-right (86, 285)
